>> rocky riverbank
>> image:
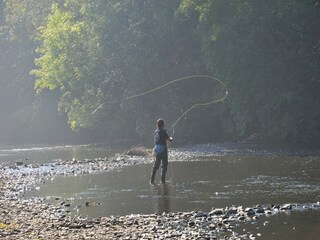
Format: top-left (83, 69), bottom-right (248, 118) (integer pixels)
top-left (0, 149), bottom-right (319, 239)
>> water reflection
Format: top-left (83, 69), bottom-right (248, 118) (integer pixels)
top-left (12, 145), bottom-right (320, 240)
top-left (150, 184), bottom-right (171, 214)
top-left (26, 155), bottom-right (320, 218)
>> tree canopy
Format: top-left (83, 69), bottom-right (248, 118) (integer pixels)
top-left (0, 0), bottom-right (319, 146)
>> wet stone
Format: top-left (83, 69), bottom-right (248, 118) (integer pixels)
top-left (245, 208), bottom-right (255, 216)
top-left (209, 208), bottom-right (224, 216)
top-left (255, 207), bottom-right (265, 214)
top-left (280, 204), bottom-right (293, 211)
top-left (1, 150), bottom-right (320, 239)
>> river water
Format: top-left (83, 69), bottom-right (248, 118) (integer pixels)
top-left (0, 144), bottom-right (119, 165)
top-left (2, 143), bottom-right (320, 239)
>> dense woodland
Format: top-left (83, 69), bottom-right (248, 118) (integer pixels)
top-left (0, 0), bottom-right (319, 146)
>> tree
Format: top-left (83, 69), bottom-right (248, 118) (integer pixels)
top-left (32, 0), bottom-right (207, 144)
top-left (178, 0), bottom-right (320, 145)
top-left (0, 0), bottom-right (74, 144)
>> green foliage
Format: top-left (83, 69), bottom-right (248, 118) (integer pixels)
top-left (178, 0), bottom-right (320, 145)
top-left (32, 0), bottom-right (202, 139)
top-left (1, 0), bottom-right (320, 145)
top-left (32, 3), bottom-right (103, 129)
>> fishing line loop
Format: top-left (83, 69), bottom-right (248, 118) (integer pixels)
top-left (91, 74), bottom-right (228, 135)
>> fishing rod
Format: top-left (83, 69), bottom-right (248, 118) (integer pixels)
top-left (91, 74), bottom-right (228, 183)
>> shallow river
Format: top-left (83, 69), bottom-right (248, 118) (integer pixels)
top-left (2, 144), bottom-right (320, 239)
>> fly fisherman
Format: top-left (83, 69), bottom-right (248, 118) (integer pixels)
top-left (150, 118), bottom-right (173, 184)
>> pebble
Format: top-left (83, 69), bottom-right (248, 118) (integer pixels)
top-left (0, 152), bottom-right (319, 239)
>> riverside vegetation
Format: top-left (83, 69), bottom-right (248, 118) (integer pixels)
top-left (0, 0), bottom-right (320, 146)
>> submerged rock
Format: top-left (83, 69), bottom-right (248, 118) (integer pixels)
top-left (280, 203), bottom-right (293, 211)
top-left (209, 208), bottom-right (224, 216)
top-left (125, 147), bottom-right (149, 156)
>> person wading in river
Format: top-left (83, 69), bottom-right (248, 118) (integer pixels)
top-left (150, 119), bottom-right (173, 184)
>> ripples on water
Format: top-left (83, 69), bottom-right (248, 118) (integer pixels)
top-left (4, 143), bottom-right (320, 239)
top-left (26, 153), bottom-right (320, 214)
